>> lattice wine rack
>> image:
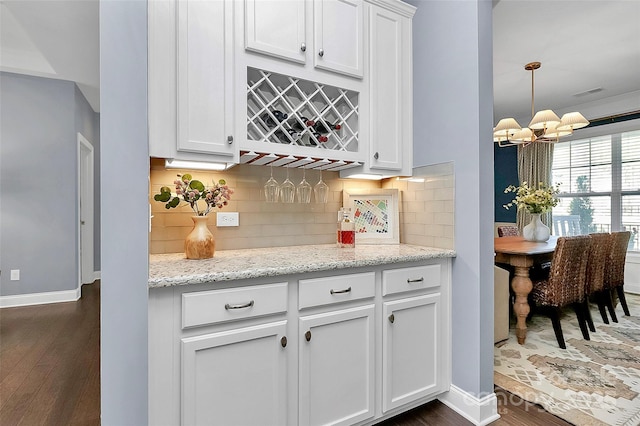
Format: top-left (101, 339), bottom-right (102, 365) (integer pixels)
top-left (244, 67), bottom-right (361, 170)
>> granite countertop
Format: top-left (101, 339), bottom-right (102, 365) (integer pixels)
top-left (149, 244), bottom-right (456, 288)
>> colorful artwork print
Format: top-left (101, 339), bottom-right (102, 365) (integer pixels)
top-left (353, 199), bottom-right (389, 234)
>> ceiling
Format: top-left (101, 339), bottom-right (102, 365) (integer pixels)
top-left (0, 0), bottom-right (100, 111)
top-left (1, 1), bottom-right (639, 120)
top-left (492, 0), bottom-right (640, 124)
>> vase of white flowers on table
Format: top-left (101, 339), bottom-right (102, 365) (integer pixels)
top-left (153, 173), bottom-right (233, 259)
top-left (503, 181), bottom-right (560, 242)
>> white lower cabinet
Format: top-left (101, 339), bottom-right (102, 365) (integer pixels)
top-left (382, 294), bottom-right (440, 412)
top-left (299, 305), bottom-right (375, 426)
top-left (148, 259), bottom-right (451, 425)
top-left (181, 321), bottom-right (288, 426)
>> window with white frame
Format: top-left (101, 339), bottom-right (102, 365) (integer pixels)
top-left (552, 129), bottom-right (640, 250)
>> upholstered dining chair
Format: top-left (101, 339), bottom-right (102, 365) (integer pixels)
top-left (497, 225), bottom-right (519, 237)
top-left (600, 231), bottom-right (632, 323)
top-left (530, 235), bottom-right (592, 349)
top-left (583, 233), bottom-right (612, 332)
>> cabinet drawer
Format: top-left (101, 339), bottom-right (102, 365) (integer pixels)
top-left (299, 272), bottom-right (375, 309)
top-left (382, 264), bottom-right (441, 296)
top-left (182, 283), bottom-right (288, 328)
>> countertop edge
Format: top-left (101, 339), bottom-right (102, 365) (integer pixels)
top-left (149, 245), bottom-right (455, 288)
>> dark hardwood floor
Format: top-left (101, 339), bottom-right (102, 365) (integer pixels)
top-left (0, 281), bottom-right (570, 426)
top-left (0, 282), bottom-right (100, 425)
top-left (379, 387), bottom-right (572, 425)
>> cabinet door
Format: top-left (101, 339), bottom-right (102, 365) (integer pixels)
top-left (182, 321), bottom-right (288, 425)
top-left (369, 5), bottom-right (411, 171)
top-left (313, 0), bottom-right (364, 78)
top-left (299, 305), bottom-right (375, 426)
top-left (382, 294), bottom-right (440, 412)
top-left (245, 0), bottom-right (307, 64)
top-left (177, 0), bottom-right (235, 155)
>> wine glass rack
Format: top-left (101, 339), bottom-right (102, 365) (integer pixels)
top-left (247, 67), bottom-right (360, 155)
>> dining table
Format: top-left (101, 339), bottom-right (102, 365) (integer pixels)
top-left (494, 235), bottom-right (558, 344)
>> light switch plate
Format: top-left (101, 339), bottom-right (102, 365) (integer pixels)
top-left (217, 212), bottom-right (239, 227)
top-left (10, 270), bottom-right (20, 281)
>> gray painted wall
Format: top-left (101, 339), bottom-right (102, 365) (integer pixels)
top-left (0, 72), bottom-right (99, 296)
top-left (406, 0), bottom-right (495, 397)
top-left (100, 0), bottom-right (149, 423)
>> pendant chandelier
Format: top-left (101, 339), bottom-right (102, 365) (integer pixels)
top-left (494, 61), bottom-right (590, 147)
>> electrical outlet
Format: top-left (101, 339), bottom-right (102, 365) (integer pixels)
top-left (10, 269), bottom-right (20, 281)
top-left (217, 212), bottom-right (239, 227)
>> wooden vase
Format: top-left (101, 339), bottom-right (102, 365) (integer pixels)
top-left (185, 216), bottom-right (215, 259)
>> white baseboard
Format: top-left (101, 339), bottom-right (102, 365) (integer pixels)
top-left (0, 287), bottom-right (81, 308)
top-left (94, 270), bottom-right (101, 281)
top-left (625, 283), bottom-right (640, 295)
top-left (438, 384), bottom-right (500, 426)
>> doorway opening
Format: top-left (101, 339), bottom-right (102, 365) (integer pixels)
top-left (78, 133), bottom-right (95, 287)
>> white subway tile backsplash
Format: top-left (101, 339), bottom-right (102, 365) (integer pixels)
top-left (149, 160), bottom-right (455, 253)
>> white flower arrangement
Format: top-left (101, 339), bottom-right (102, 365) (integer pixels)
top-left (503, 181), bottom-right (560, 214)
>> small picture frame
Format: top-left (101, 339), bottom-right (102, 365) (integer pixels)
top-left (343, 189), bottom-right (400, 244)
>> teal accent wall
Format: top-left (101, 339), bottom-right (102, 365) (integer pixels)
top-left (494, 143), bottom-right (518, 222)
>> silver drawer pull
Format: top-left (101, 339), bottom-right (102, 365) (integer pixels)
top-left (224, 300), bottom-right (254, 310)
top-left (407, 277), bottom-right (424, 283)
top-left (330, 287), bottom-right (352, 295)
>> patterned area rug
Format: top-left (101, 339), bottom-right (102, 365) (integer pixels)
top-left (495, 294), bottom-right (640, 426)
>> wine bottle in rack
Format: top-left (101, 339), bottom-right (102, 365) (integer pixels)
top-left (287, 129), bottom-right (301, 142)
top-left (313, 132), bottom-right (328, 143)
top-left (292, 116), bottom-right (315, 132)
top-left (274, 129), bottom-right (300, 144)
top-left (261, 110), bottom-right (288, 128)
top-left (313, 120), bottom-right (341, 134)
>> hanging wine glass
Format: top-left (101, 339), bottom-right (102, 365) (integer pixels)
top-left (314, 169), bottom-right (329, 203)
top-left (297, 167), bottom-right (312, 203)
top-left (280, 166), bottom-right (295, 203)
top-left (264, 165), bottom-right (280, 203)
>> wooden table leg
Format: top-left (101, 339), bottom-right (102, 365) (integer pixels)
top-left (512, 266), bottom-right (533, 344)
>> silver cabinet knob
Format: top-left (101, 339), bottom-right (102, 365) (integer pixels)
top-left (227, 135), bottom-right (234, 144)
top-left (318, 48), bottom-right (324, 57)
top-left (300, 42), bottom-right (306, 52)
top-left (374, 152), bottom-right (379, 160)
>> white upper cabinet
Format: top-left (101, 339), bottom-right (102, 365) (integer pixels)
top-left (341, 0), bottom-right (415, 177)
top-left (177, 0), bottom-right (236, 155)
top-left (245, 0), bottom-right (307, 64)
top-left (148, 0), bottom-right (237, 162)
top-left (149, 0), bottom-right (412, 175)
top-left (369, 4), bottom-right (405, 171)
top-left (313, 0), bottom-right (364, 78)
top-left (244, 0), bottom-right (363, 79)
